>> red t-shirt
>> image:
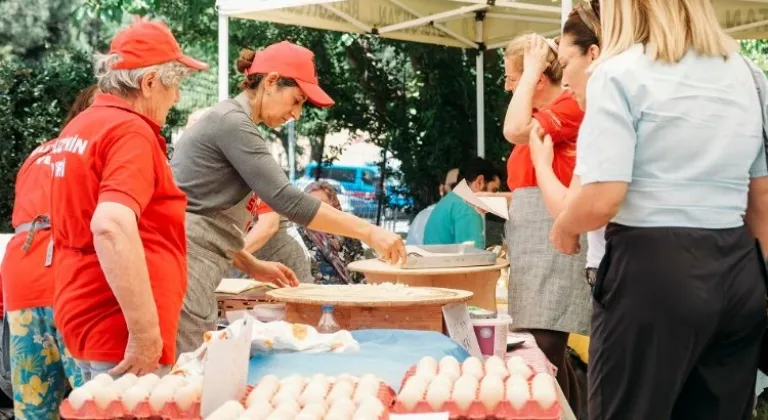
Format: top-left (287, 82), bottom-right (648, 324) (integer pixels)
top-left (0, 139), bottom-right (58, 311)
top-left (506, 91), bottom-right (584, 191)
top-left (243, 193), bottom-right (275, 232)
top-left (50, 93), bottom-right (188, 365)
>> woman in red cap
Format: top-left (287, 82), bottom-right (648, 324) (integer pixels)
top-left (48, 18), bottom-right (208, 381)
top-left (171, 41), bottom-right (406, 355)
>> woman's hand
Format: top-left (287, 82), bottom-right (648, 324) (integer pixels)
top-left (529, 124), bottom-right (555, 170)
top-left (550, 215), bottom-right (581, 255)
top-left (366, 226), bottom-right (407, 265)
top-left (523, 35), bottom-right (551, 78)
top-left (229, 250), bottom-right (299, 287)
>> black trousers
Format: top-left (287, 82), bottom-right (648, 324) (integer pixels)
top-left (589, 224), bottom-right (767, 420)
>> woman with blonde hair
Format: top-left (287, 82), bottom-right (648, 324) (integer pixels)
top-left (550, 0), bottom-right (768, 418)
top-left (502, 32), bottom-right (591, 411)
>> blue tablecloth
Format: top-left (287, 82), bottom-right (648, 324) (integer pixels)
top-left (248, 329), bottom-right (469, 391)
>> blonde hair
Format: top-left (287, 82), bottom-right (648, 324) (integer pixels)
top-left (596, 0), bottom-right (736, 66)
top-left (504, 34), bottom-right (563, 83)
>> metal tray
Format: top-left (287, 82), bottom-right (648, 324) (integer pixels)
top-left (394, 244), bottom-right (497, 269)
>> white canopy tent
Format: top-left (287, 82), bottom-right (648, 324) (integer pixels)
top-left (215, 0), bottom-right (768, 156)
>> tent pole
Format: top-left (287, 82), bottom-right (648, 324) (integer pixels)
top-left (561, 0), bottom-right (572, 27)
top-left (218, 14), bottom-right (229, 101)
top-left (475, 12), bottom-right (485, 158)
top-left (288, 120), bottom-right (296, 182)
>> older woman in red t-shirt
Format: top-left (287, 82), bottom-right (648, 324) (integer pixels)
top-left (501, 34), bottom-right (591, 410)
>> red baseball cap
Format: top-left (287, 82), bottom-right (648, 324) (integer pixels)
top-left (109, 19), bottom-right (208, 71)
top-left (247, 41), bottom-right (334, 108)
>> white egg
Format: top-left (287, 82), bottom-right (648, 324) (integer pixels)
top-left (91, 384), bottom-right (118, 410)
top-left (174, 382), bottom-right (202, 411)
top-left (114, 373), bottom-right (138, 391)
top-left (358, 375), bottom-right (379, 391)
top-left (305, 380), bottom-right (331, 397)
top-left (107, 382), bottom-right (126, 399)
top-left (93, 373), bottom-right (115, 385)
top-left (278, 382), bottom-right (304, 398)
top-left (337, 374), bottom-right (357, 384)
top-left (531, 373), bottom-right (557, 410)
top-left (149, 384), bottom-right (175, 412)
top-left (484, 356), bottom-right (508, 377)
top-left (280, 374), bottom-right (305, 388)
top-left (439, 356), bottom-right (460, 373)
top-left (122, 385), bottom-right (150, 412)
top-left (430, 374), bottom-right (454, 391)
top-left (297, 403), bottom-right (325, 420)
top-left (415, 356), bottom-right (438, 381)
top-left (136, 373), bottom-right (161, 391)
top-left (398, 376), bottom-right (429, 410)
top-left (352, 380), bottom-right (379, 403)
top-left (461, 357), bottom-right (484, 379)
top-left (327, 381), bottom-right (354, 404)
top-left (271, 390), bottom-right (299, 407)
top-left (248, 386), bottom-right (277, 404)
top-left (505, 375), bottom-right (530, 410)
top-left (274, 401), bottom-right (301, 417)
top-left (506, 357), bottom-right (533, 379)
top-left (242, 401), bottom-right (273, 420)
top-left (298, 385), bottom-right (327, 407)
top-left (301, 402), bottom-right (327, 417)
top-left (328, 397), bottom-right (357, 418)
top-left (159, 374), bottom-right (187, 390)
top-left (451, 376), bottom-right (478, 411)
top-left (311, 374), bottom-right (328, 384)
top-left (478, 375), bottom-right (504, 410)
top-left (266, 409), bottom-right (294, 420)
top-left (356, 396), bottom-right (385, 416)
top-left (207, 400), bottom-right (245, 420)
top-left (67, 386), bottom-right (93, 410)
top-left (187, 375), bottom-right (205, 388)
top-left (425, 380), bottom-right (451, 410)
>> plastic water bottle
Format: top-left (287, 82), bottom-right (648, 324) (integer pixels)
top-left (317, 305), bottom-right (341, 334)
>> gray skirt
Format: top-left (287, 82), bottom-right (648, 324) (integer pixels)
top-left (506, 187), bottom-right (592, 335)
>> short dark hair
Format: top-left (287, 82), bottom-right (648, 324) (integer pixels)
top-left (458, 157), bottom-right (500, 185)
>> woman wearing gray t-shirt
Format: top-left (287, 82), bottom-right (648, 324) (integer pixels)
top-left (171, 41), bottom-right (405, 355)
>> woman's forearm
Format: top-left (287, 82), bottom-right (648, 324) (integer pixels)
top-left (746, 177), bottom-right (768, 257)
top-left (503, 72), bottom-right (539, 145)
top-left (558, 182), bottom-right (627, 235)
top-left (306, 203), bottom-right (372, 242)
top-left (243, 212), bottom-right (280, 254)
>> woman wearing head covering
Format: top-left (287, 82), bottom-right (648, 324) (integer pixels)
top-left (298, 182), bottom-right (365, 285)
top-left (171, 42), bottom-right (406, 355)
top-left (48, 18), bottom-right (207, 380)
top-left (0, 85), bottom-right (97, 418)
top-left (551, 0), bottom-right (768, 417)
top-left (501, 32), bottom-right (591, 410)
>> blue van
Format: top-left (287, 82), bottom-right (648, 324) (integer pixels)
top-left (302, 163), bottom-right (411, 213)
top-left (304, 163), bottom-right (379, 199)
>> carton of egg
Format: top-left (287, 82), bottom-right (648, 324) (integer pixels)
top-left (239, 373), bottom-right (395, 420)
top-left (392, 356), bottom-right (561, 420)
top-left (60, 372), bottom-right (205, 419)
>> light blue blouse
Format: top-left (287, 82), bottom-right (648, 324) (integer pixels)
top-left (575, 44), bottom-right (768, 229)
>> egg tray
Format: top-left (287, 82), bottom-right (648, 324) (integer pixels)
top-left (242, 379), bottom-right (397, 419)
top-left (392, 366), bottom-right (561, 420)
top-left (60, 399), bottom-right (203, 420)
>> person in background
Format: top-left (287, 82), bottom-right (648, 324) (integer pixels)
top-left (407, 168), bottom-right (459, 245)
top-left (423, 158), bottom-right (500, 249)
top-left (231, 194), bottom-right (312, 283)
top-left (550, 0), bottom-right (768, 417)
top-left (438, 168), bottom-right (459, 197)
top-left (49, 18), bottom-right (207, 380)
top-left (298, 182), bottom-right (366, 285)
top-left (171, 41), bottom-right (405, 355)
top-left (502, 32), bottom-right (590, 411)
top-left (0, 85), bottom-right (97, 419)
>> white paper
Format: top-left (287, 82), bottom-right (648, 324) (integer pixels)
top-left (452, 180), bottom-right (509, 220)
top-left (200, 316), bottom-right (254, 417)
top-left (216, 278), bottom-right (258, 294)
top-left (442, 303), bottom-right (482, 358)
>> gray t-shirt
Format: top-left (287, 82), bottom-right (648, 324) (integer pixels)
top-left (171, 93), bottom-right (320, 226)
